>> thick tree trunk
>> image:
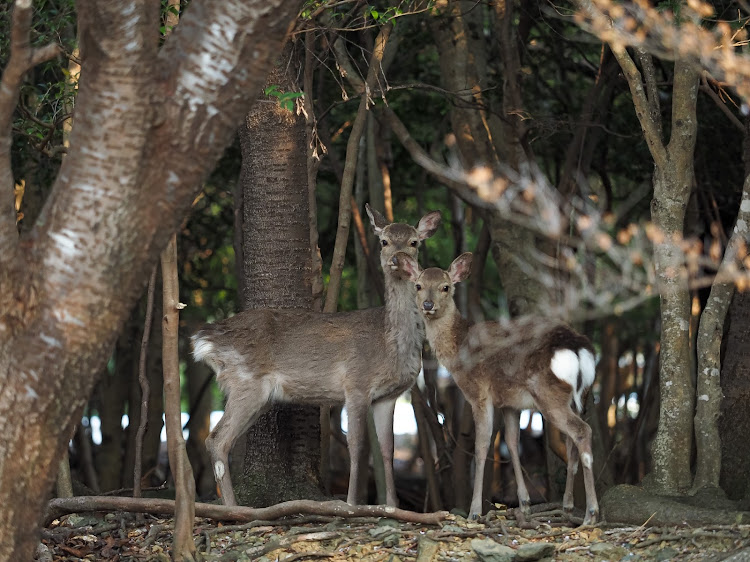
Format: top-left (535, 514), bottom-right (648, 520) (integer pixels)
top-left (694, 173), bottom-right (750, 492)
top-left (610, 44), bottom-right (699, 495)
top-left (719, 289), bottom-right (750, 502)
top-left (644, 61), bottom-right (699, 492)
top-left (231, 56), bottom-right (323, 506)
top-left (0, 2), bottom-right (302, 559)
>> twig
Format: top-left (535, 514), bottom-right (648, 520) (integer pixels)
top-left (133, 266), bottom-right (158, 499)
top-left (282, 553), bottom-right (334, 562)
top-left (45, 496), bottom-right (451, 527)
top-left (205, 515), bottom-right (344, 536)
top-left (323, 23), bottom-right (393, 312)
top-left (100, 482), bottom-right (168, 497)
top-left (141, 523), bottom-right (168, 549)
top-left (243, 531), bottom-right (341, 559)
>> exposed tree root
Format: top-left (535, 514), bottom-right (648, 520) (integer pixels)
top-left (45, 497), bottom-right (451, 528)
top-left (601, 484), bottom-right (750, 526)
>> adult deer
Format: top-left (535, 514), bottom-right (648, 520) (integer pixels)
top-left (397, 251), bottom-right (599, 524)
top-left (192, 205), bottom-right (441, 507)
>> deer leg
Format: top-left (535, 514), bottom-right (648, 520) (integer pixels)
top-left (469, 397), bottom-right (494, 519)
top-left (541, 403), bottom-right (599, 525)
top-left (345, 396), bottom-right (369, 505)
top-left (372, 398), bottom-right (398, 507)
top-left (562, 434), bottom-right (579, 513)
top-left (502, 408), bottom-right (531, 516)
top-left (205, 386), bottom-right (269, 507)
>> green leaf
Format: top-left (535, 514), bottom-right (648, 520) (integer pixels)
top-left (264, 84), bottom-right (281, 97)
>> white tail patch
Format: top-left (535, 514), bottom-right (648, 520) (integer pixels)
top-left (550, 349), bottom-right (579, 388)
top-left (551, 348), bottom-right (592, 413)
top-left (578, 349), bottom-right (596, 390)
top-left (191, 335), bottom-right (214, 363)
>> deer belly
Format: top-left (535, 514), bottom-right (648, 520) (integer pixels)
top-left (371, 372), bottom-right (418, 402)
top-left (500, 388), bottom-right (536, 411)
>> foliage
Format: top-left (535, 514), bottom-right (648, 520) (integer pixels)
top-left (264, 84), bottom-right (304, 112)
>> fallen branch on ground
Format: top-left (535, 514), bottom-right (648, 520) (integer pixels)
top-left (45, 497), bottom-right (451, 528)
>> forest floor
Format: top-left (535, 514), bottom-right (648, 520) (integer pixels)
top-left (40, 503), bottom-right (750, 562)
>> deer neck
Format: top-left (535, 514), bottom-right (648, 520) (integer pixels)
top-left (423, 306), bottom-right (469, 375)
top-left (384, 273), bottom-right (424, 362)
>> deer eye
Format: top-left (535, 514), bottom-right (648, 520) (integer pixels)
top-left (415, 284), bottom-right (422, 291)
top-left (410, 240), bottom-right (418, 247)
top-left (442, 285), bottom-right (450, 292)
top-left (381, 240), bottom-right (388, 247)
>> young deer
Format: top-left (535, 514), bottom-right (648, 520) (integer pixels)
top-left (397, 252), bottom-right (599, 525)
top-left (192, 205), bottom-right (441, 507)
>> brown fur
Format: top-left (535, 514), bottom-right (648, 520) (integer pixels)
top-left (192, 205), bottom-right (441, 507)
top-left (398, 252), bottom-right (599, 524)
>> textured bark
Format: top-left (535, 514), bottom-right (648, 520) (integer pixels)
top-left (232, 55), bottom-right (323, 507)
top-left (645, 63), bottom-right (699, 495)
top-left (611, 44), bottom-right (698, 494)
top-left (719, 290), bottom-right (750, 502)
top-left (0, 1), bottom-right (302, 559)
top-left (694, 174), bottom-right (750, 492)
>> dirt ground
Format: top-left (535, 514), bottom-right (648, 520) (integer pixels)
top-left (39, 504), bottom-right (750, 561)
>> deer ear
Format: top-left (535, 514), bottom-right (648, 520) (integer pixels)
top-left (448, 252), bottom-right (473, 284)
top-left (394, 252), bottom-right (421, 281)
top-left (365, 203), bottom-right (389, 235)
top-left (417, 210), bottom-right (442, 240)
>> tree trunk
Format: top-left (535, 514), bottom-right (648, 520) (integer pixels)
top-left (0, 1), bottom-right (303, 558)
top-left (643, 63), bottom-right (698, 495)
top-left (231, 55), bottom-right (323, 506)
top-left (609, 43), bottom-right (699, 495)
top-left (95, 322), bottom-right (133, 492)
top-left (719, 289), bottom-right (750, 503)
top-left (161, 234), bottom-right (197, 561)
top-left (185, 358), bottom-right (215, 499)
top-left (694, 171), bottom-right (750, 492)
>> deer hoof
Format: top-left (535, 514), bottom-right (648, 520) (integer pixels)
top-left (582, 508), bottom-right (599, 526)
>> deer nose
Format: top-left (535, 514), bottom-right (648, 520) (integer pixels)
top-left (423, 301), bottom-right (434, 311)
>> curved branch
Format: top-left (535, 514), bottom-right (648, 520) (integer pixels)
top-left (45, 496), bottom-right (451, 527)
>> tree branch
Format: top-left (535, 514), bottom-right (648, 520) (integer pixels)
top-left (610, 46), bottom-right (667, 167)
top-left (323, 23), bottom-right (392, 312)
top-left (380, 107), bottom-right (493, 210)
top-left (699, 74), bottom-right (744, 132)
top-left (45, 496), bottom-right (451, 527)
top-left (0, 0), bottom-right (59, 272)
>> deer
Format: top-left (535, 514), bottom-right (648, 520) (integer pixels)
top-left (191, 204), bottom-right (441, 507)
top-left (396, 251), bottom-right (599, 525)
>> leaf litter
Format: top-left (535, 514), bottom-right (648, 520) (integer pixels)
top-left (40, 504), bottom-right (750, 561)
